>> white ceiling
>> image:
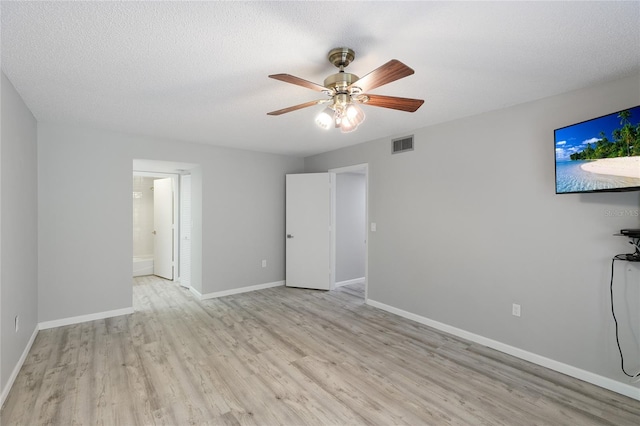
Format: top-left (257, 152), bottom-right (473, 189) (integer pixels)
top-left (2, 1), bottom-right (639, 157)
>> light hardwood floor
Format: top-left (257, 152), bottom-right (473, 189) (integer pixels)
top-left (2, 276), bottom-right (640, 425)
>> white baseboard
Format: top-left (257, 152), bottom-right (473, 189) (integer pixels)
top-left (335, 277), bottom-right (365, 288)
top-left (189, 286), bottom-right (203, 299)
top-left (193, 280), bottom-right (285, 300)
top-left (38, 307), bottom-right (134, 330)
top-left (366, 299), bottom-right (640, 401)
top-left (1, 325), bottom-right (38, 407)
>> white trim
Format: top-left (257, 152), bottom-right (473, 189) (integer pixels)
top-left (133, 266), bottom-right (153, 277)
top-left (0, 325), bottom-right (38, 407)
top-left (38, 307), bottom-right (134, 330)
top-left (335, 277), bottom-right (365, 287)
top-left (328, 163), bottom-right (369, 174)
top-left (190, 286), bottom-right (203, 299)
top-left (366, 299), bottom-right (640, 401)
top-left (132, 171), bottom-right (176, 178)
top-left (329, 172), bottom-right (336, 290)
top-left (195, 281), bottom-right (285, 300)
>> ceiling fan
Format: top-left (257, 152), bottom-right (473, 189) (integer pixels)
top-left (267, 47), bottom-right (424, 133)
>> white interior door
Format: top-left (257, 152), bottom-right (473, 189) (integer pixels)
top-left (154, 178), bottom-right (173, 280)
top-left (286, 173), bottom-right (334, 290)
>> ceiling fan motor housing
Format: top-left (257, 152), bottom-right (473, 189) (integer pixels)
top-left (324, 72), bottom-right (359, 93)
top-left (325, 47), bottom-right (361, 94)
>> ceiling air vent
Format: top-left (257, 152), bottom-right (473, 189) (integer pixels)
top-left (392, 135), bottom-right (414, 154)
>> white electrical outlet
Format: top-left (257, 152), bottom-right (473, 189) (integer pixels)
top-left (512, 303), bottom-right (521, 317)
top-left (15, 315), bottom-right (19, 332)
top-left (261, 259), bottom-right (267, 268)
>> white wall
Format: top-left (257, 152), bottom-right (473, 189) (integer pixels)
top-left (1, 72), bottom-right (38, 399)
top-left (336, 172), bottom-right (366, 283)
top-left (305, 74), bottom-right (640, 395)
top-left (38, 124), bottom-right (304, 323)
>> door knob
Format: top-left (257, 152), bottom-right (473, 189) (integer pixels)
top-left (287, 234), bottom-right (294, 239)
top-left (152, 230), bottom-right (157, 235)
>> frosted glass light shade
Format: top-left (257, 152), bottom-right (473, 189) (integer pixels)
top-left (339, 116), bottom-right (358, 133)
top-left (315, 107), bottom-right (334, 130)
top-left (339, 104), bottom-right (364, 133)
top-left (345, 104), bottom-right (365, 126)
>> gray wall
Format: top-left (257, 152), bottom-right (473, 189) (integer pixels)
top-left (336, 172), bottom-right (366, 282)
top-left (305, 74), bottom-right (640, 389)
top-left (38, 123), bottom-right (303, 322)
top-left (132, 176), bottom-right (156, 258)
top-left (1, 72), bottom-right (38, 395)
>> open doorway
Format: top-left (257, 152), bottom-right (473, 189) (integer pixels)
top-left (330, 164), bottom-right (368, 301)
top-left (132, 172), bottom-right (178, 280)
top-left (132, 159), bottom-right (198, 290)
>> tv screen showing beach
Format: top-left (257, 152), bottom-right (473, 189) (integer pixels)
top-left (555, 105), bottom-right (640, 194)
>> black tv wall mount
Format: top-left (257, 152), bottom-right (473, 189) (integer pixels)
top-left (614, 229), bottom-right (640, 261)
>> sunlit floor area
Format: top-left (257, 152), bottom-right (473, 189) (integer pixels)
top-left (2, 276), bottom-right (639, 425)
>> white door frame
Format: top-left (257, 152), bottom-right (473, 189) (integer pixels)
top-left (328, 163), bottom-right (369, 300)
top-left (132, 171), bottom-right (180, 282)
top-left (178, 174), bottom-right (192, 289)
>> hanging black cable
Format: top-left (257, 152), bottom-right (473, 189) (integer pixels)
top-left (610, 256), bottom-right (640, 378)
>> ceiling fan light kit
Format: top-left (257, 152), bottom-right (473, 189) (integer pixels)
top-left (268, 47), bottom-right (424, 133)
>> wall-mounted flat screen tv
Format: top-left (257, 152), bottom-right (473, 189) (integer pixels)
top-left (555, 105), bottom-right (640, 194)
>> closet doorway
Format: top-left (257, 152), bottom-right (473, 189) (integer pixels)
top-left (330, 163), bottom-right (368, 300)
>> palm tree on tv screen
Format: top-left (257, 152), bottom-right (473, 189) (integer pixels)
top-left (618, 109), bottom-right (632, 156)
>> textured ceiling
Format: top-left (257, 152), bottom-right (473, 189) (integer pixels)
top-left (2, 1), bottom-right (639, 157)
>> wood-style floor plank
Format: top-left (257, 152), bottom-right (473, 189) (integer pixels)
top-left (2, 275), bottom-right (639, 425)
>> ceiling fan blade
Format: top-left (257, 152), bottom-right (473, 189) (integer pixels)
top-left (363, 94), bottom-right (424, 112)
top-left (267, 99), bottom-right (326, 116)
top-left (269, 74), bottom-right (327, 92)
top-left (348, 60), bottom-right (415, 93)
